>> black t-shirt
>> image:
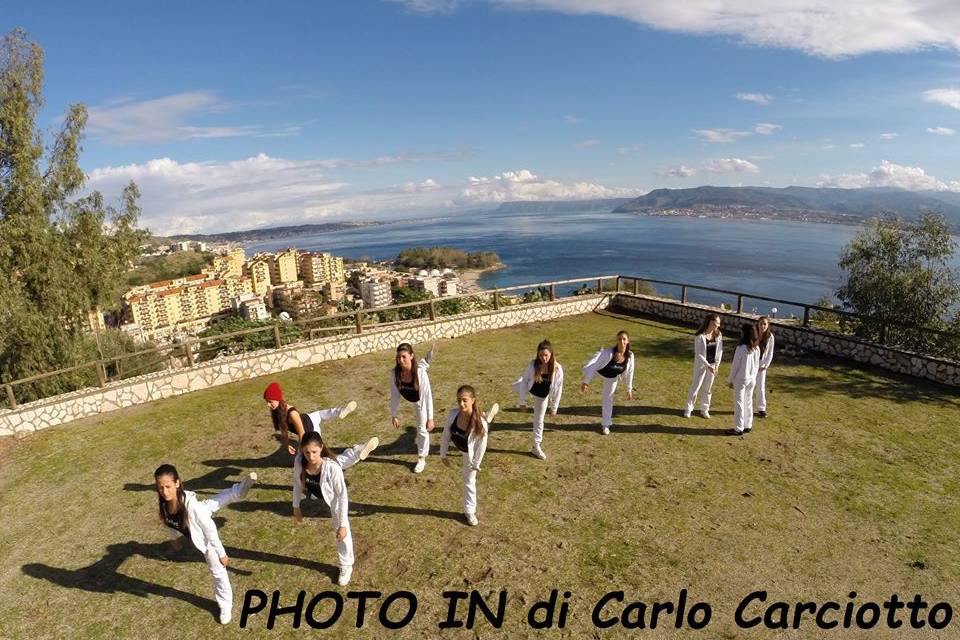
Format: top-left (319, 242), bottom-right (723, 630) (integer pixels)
top-left (597, 351), bottom-right (627, 378)
top-left (706, 338), bottom-right (718, 364)
top-left (398, 376), bottom-right (420, 403)
top-left (303, 468), bottom-right (324, 500)
top-left (450, 412), bottom-right (469, 452)
top-left (530, 367), bottom-right (552, 399)
top-left (163, 506), bottom-right (188, 535)
top-left (273, 406), bottom-right (314, 434)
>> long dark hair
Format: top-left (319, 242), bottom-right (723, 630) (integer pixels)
top-left (456, 385), bottom-right (485, 438)
top-left (394, 343), bottom-right (420, 392)
top-left (533, 339), bottom-right (556, 383)
top-left (739, 322), bottom-right (759, 349)
top-left (154, 463), bottom-right (187, 525)
top-left (696, 314), bottom-right (721, 337)
top-left (298, 431), bottom-right (338, 488)
top-left (756, 316), bottom-right (773, 354)
top-left (613, 330), bottom-right (632, 361)
top-left (270, 400), bottom-right (292, 437)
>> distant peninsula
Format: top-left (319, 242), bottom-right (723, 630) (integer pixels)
top-left (160, 221), bottom-right (382, 244)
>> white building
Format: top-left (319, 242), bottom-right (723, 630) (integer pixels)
top-left (410, 276), bottom-right (442, 298)
top-left (361, 280), bottom-right (393, 308)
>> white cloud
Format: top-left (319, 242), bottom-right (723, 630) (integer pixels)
top-left (387, 0), bottom-right (461, 13)
top-left (564, 114), bottom-right (582, 124)
top-left (493, 0), bottom-right (960, 58)
top-left (923, 88), bottom-right (960, 110)
top-left (86, 91), bottom-right (299, 145)
top-left (754, 122), bottom-right (782, 135)
top-left (657, 165), bottom-right (697, 178)
top-left (736, 92), bottom-right (773, 105)
top-left (817, 160), bottom-right (960, 191)
top-left (850, 142), bottom-right (866, 148)
top-left (86, 156), bottom-right (639, 234)
top-left (617, 143), bottom-right (642, 155)
top-left (702, 157), bottom-right (760, 174)
top-left (576, 138), bottom-right (601, 148)
top-left (880, 132), bottom-right (899, 139)
top-left (927, 126), bottom-right (956, 135)
top-left (692, 128), bottom-right (752, 143)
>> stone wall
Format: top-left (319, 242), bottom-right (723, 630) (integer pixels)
top-left (611, 293), bottom-right (960, 387)
top-left (0, 295), bottom-right (610, 437)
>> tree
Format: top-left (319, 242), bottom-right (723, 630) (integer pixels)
top-left (836, 214), bottom-right (960, 354)
top-left (0, 28), bottom-right (147, 399)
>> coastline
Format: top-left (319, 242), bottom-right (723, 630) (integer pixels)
top-left (458, 262), bottom-right (506, 293)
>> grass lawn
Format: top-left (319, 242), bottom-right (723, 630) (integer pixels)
top-left (1, 311), bottom-right (959, 639)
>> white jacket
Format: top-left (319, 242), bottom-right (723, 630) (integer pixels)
top-left (292, 455), bottom-right (350, 529)
top-left (582, 347), bottom-right (635, 391)
top-left (389, 358), bottom-right (434, 421)
top-left (165, 490), bottom-right (227, 558)
top-left (694, 333), bottom-right (723, 368)
top-left (439, 409), bottom-right (489, 471)
top-left (727, 344), bottom-right (760, 386)
top-left (511, 361), bottom-right (564, 412)
top-left (759, 334), bottom-right (775, 370)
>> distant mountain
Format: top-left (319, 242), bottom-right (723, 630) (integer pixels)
top-left (614, 186), bottom-right (960, 226)
top-left (494, 198), bottom-right (635, 214)
top-left (161, 221), bottom-right (382, 244)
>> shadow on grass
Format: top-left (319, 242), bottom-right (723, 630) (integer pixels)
top-left (229, 499), bottom-right (463, 523)
top-left (559, 422), bottom-right (731, 437)
top-left (123, 463), bottom-right (288, 494)
top-left (558, 404), bottom-right (690, 418)
top-left (21, 540), bottom-right (339, 619)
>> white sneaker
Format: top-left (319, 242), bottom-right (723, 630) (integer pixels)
top-left (532, 445), bottom-right (547, 460)
top-left (484, 402), bottom-right (500, 425)
top-left (601, 426), bottom-right (610, 435)
top-left (700, 409), bottom-right (711, 419)
top-left (338, 565), bottom-right (353, 586)
top-left (358, 436), bottom-right (378, 461)
top-left (413, 457), bottom-right (426, 473)
top-left (238, 472), bottom-right (258, 498)
top-left (683, 409), bottom-right (692, 418)
top-left (465, 513), bottom-right (479, 526)
top-left (339, 400), bottom-right (358, 419)
top-left (219, 609), bottom-right (232, 625)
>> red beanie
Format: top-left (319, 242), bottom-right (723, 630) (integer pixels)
top-left (263, 382), bottom-right (284, 402)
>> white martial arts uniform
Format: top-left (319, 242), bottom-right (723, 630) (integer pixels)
top-left (390, 358), bottom-right (435, 458)
top-left (582, 347), bottom-right (636, 429)
top-left (728, 343), bottom-right (760, 434)
top-left (511, 361), bottom-right (564, 446)
top-left (439, 409), bottom-right (489, 517)
top-left (163, 484), bottom-right (247, 620)
top-left (753, 334), bottom-right (775, 413)
top-left (292, 456), bottom-right (354, 569)
top-left (299, 407), bottom-right (362, 470)
top-left (685, 333), bottom-right (723, 414)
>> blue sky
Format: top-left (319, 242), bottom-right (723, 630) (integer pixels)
top-left (8, 0), bottom-right (960, 234)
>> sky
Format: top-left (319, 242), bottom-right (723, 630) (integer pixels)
top-left (6, 0), bottom-right (960, 234)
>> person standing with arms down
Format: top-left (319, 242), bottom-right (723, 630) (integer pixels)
top-left (390, 343), bottom-right (436, 473)
top-left (727, 323), bottom-right (761, 435)
top-left (440, 385), bottom-right (498, 526)
top-left (754, 316), bottom-right (776, 419)
top-left (292, 432), bottom-right (355, 586)
top-left (683, 314), bottom-right (723, 419)
top-left (580, 330), bottom-right (635, 435)
top-left (154, 464), bottom-right (258, 624)
top-left (511, 339), bottom-right (564, 459)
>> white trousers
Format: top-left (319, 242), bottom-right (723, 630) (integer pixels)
top-left (331, 520), bottom-right (354, 568)
top-left (753, 369), bottom-right (769, 412)
top-left (732, 379), bottom-right (757, 434)
top-left (412, 403), bottom-right (430, 458)
top-left (685, 364), bottom-right (716, 413)
top-left (601, 376), bottom-right (619, 428)
top-left (200, 482), bottom-right (249, 617)
top-left (531, 395), bottom-right (549, 446)
top-left (461, 455), bottom-right (478, 516)
top-left (335, 445), bottom-right (361, 471)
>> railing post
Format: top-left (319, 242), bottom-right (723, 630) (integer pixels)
top-left (681, 285), bottom-right (687, 304)
top-left (168, 353), bottom-right (176, 370)
top-left (615, 276), bottom-right (622, 292)
top-left (736, 295), bottom-right (744, 314)
top-left (183, 342), bottom-right (194, 367)
top-left (803, 306), bottom-right (811, 327)
top-left (879, 323), bottom-right (887, 345)
top-left (493, 291), bottom-right (500, 310)
top-left (633, 279), bottom-right (639, 295)
top-left (429, 300), bottom-right (436, 321)
top-left (96, 361), bottom-right (107, 387)
top-left (355, 310), bottom-right (363, 334)
top-left (597, 278), bottom-right (603, 294)
top-left (549, 284), bottom-right (556, 301)
top-left (273, 325), bottom-right (282, 349)
top-left (5, 384), bottom-right (16, 409)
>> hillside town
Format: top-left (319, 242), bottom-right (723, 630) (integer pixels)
top-left (120, 243), bottom-right (463, 343)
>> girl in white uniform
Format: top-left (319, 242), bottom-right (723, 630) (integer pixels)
top-left (263, 381), bottom-right (378, 468)
top-left (580, 330), bottom-right (635, 435)
top-left (390, 343), bottom-right (436, 473)
top-left (440, 385), bottom-right (497, 526)
top-left (684, 314), bottom-right (723, 419)
top-left (154, 464), bottom-right (258, 625)
top-left (511, 339), bottom-right (564, 460)
top-left (292, 431), bottom-right (355, 586)
top-left (753, 316), bottom-right (775, 418)
top-left (727, 323), bottom-right (761, 435)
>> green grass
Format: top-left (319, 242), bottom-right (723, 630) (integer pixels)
top-left (2, 311), bottom-right (959, 639)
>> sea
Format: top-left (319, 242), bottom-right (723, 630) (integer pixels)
top-left (246, 210), bottom-right (960, 317)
